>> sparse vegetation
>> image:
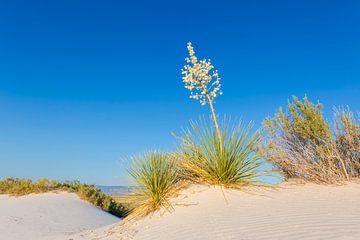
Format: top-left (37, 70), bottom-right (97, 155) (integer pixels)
top-left (334, 107), bottom-right (360, 177)
top-left (178, 119), bottom-right (269, 187)
top-left (0, 178), bottom-right (129, 218)
top-left (126, 151), bottom-right (182, 218)
top-left (179, 43), bottom-right (270, 188)
top-left (119, 44), bottom-right (359, 219)
top-left (112, 195), bottom-right (136, 213)
top-left (6, 45), bottom-right (357, 222)
top-left (263, 96), bottom-right (360, 183)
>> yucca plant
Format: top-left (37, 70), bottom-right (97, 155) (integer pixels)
top-left (127, 151), bottom-right (182, 218)
top-left (179, 43), bottom-right (270, 188)
top-left (181, 42), bottom-right (223, 148)
top-left (178, 118), bottom-right (269, 188)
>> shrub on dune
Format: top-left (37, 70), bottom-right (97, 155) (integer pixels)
top-left (263, 96), bottom-right (338, 182)
top-left (75, 183), bottom-right (128, 217)
top-left (334, 107), bottom-right (360, 177)
top-left (178, 119), bottom-right (268, 187)
top-left (127, 151), bottom-right (182, 218)
top-left (263, 96), bottom-right (360, 183)
top-left (0, 178), bottom-right (56, 195)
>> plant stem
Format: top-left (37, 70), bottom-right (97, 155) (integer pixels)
top-left (207, 95), bottom-right (222, 149)
top-left (338, 155), bottom-right (350, 181)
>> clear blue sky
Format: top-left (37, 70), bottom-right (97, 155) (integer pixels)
top-left (0, 1), bottom-right (359, 185)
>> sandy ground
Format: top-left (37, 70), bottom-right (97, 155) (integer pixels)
top-left (0, 192), bottom-right (120, 240)
top-left (71, 182), bottom-right (360, 240)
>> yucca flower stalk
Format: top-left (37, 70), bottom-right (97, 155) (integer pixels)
top-left (182, 42), bottom-right (223, 148)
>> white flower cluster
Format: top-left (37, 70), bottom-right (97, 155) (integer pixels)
top-left (181, 42), bottom-right (222, 106)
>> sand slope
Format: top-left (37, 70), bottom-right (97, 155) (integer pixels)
top-left (0, 192), bottom-right (120, 240)
top-left (72, 182), bottom-right (360, 240)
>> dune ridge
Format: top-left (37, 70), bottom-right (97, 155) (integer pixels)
top-left (0, 192), bottom-right (120, 240)
top-left (72, 182), bottom-right (360, 240)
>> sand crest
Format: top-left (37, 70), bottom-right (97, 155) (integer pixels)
top-left (0, 192), bottom-right (120, 240)
top-left (72, 182), bottom-right (360, 240)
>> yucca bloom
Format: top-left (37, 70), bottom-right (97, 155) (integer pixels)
top-left (182, 42), bottom-right (223, 146)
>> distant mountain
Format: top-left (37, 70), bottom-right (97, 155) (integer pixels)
top-left (97, 186), bottom-right (132, 196)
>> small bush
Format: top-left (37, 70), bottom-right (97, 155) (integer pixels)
top-left (263, 96), bottom-right (359, 183)
top-left (264, 96), bottom-right (332, 146)
top-left (334, 107), bottom-right (360, 177)
top-left (0, 178), bottom-right (128, 218)
top-left (127, 151), bottom-right (182, 218)
top-left (0, 178), bottom-right (58, 196)
top-left (178, 118), bottom-right (269, 188)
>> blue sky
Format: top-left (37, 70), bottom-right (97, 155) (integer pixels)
top-left (0, 0), bottom-right (359, 185)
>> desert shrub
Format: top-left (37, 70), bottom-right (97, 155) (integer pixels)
top-left (112, 195), bottom-right (136, 213)
top-left (75, 183), bottom-right (129, 217)
top-left (334, 107), bottom-right (360, 177)
top-left (0, 178), bottom-right (12, 193)
top-left (178, 118), bottom-right (269, 187)
top-left (61, 180), bottom-right (82, 192)
top-left (127, 151), bottom-right (182, 218)
top-left (263, 96), bottom-right (358, 183)
top-left (0, 178), bottom-right (128, 218)
top-left (0, 178), bottom-right (58, 195)
top-left (264, 96), bottom-right (332, 146)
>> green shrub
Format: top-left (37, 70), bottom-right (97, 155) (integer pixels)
top-left (334, 107), bottom-right (360, 177)
top-left (178, 118), bottom-right (269, 188)
top-left (264, 96), bottom-right (332, 145)
top-left (0, 178), bottom-right (56, 195)
top-left (263, 96), bottom-right (359, 183)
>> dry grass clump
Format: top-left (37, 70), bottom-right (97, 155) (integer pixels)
top-left (0, 178), bottom-right (128, 218)
top-left (126, 151), bottom-right (183, 218)
top-left (263, 96), bottom-right (359, 183)
top-left (178, 119), bottom-right (270, 188)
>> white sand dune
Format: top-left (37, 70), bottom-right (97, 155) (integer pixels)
top-left (71, 182), bottom-right (360, 240)
top-left (0, 192), bottom-right (120, 240)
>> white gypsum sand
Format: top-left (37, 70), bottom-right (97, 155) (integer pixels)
top-left (0, 192), bottom-right (120, 240)
top-left (71, 181), bottom-right (360, 240)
